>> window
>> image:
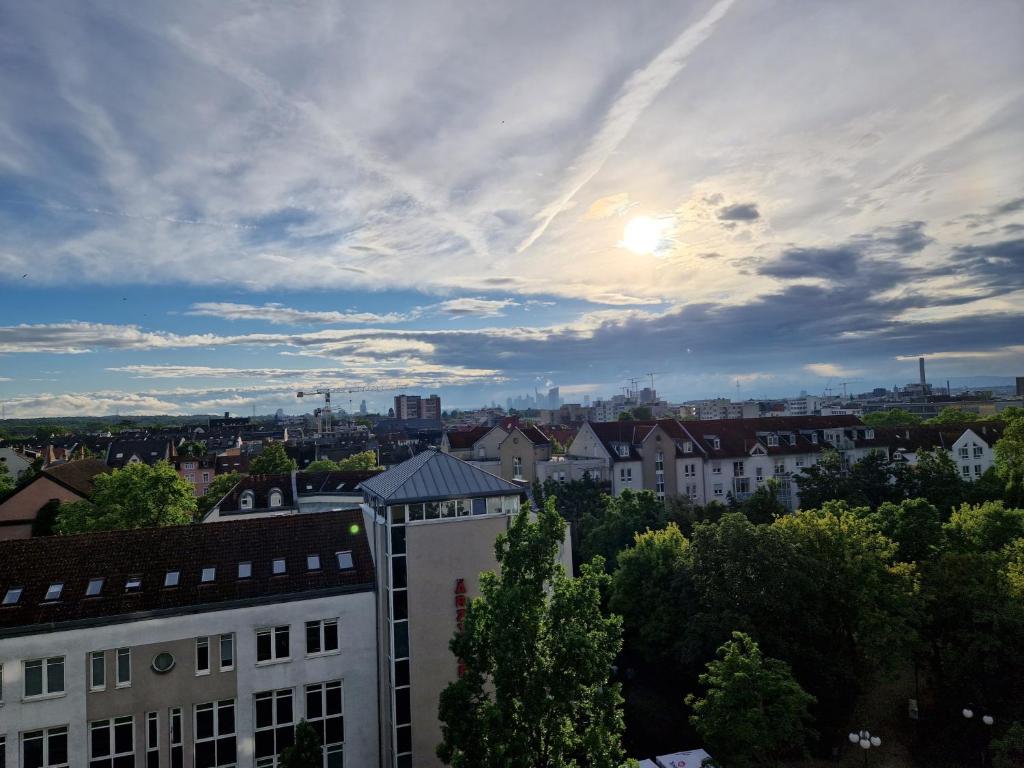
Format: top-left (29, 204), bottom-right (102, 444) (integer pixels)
top-left (3, 586), bottom-right (23, 605)
top-left (306, 680), bottom-right (344, 760)
top-left (201, 567), bottom-right (216, 583)
top-left (165, 570), bottom-right (180, 587)
top-left (86, 578), bottom-right (104, 597)
top-left (711, 462), bottom-right (721, 474)
top-left (712, 438), bottom-right (721, 450)
top-left (194, 700), bottom-right (236, 768)
top-left (90, 651), bottom-right (105, 691)
top-left (256, 626), bottom-right (290, 663)
top-left (269, 489), bottom-right (283, 508)
top-left (254, 689), bottom-right (294, 766)
top-left (169, 708), bottom-right (183, 768)
top-left (336, 551), bottom-right (354, 570)
top-left (619, 467), bottom-right (632, 483)
top-left (811, 433), bottom-right (819, 444)
top-left (24, 656), bottom-right (64, 697)
top-left (220, 634), bottom-right (234, 671)
top-left (974, 445), bottom-right (983, 458)
top-left (795, 458), bottom-right (805, 468)
top-left (655, 477), bottom-right (665, 495)
top-left (683, 440), bottom-right (693, 453)
top-left (196, 637), bottom-right (210, 675)
top-left (116, 648), bottom-right (131, 687)
top-left (146, 712), bottom-right (159, 768)
top-left (89, 715), bottom-right (134, 768)
top-left (202, 472), bottom-right (210, 483)
top-left (767, 434), bottom-right (779, 447)
top-left (272, 558), bottom-right (286, 575)
top-left (713, 483), bottom-right (723, 497)
top-left (683, 462), bottom-right (695, 477)
top-left (307, 554), bottom-right (321, 571)
top-left (238, 561), bottom-right (252, 579)
top-left (44, 583), bottom-right (63, 602)
top-left (306, 619), bottom-right (339, 655)
top-left (513, 456), bottom-right (523, 479)
top-left (21, 726), bottom-right (68, 768)
top-left (240, 491), bottom-right (255, 510)
top-left (775, 462), bottom-right (786, 475)
top-left (125, 576), bottom-right (142, 592)
top-left (959, 446), bottom-right (969, 458)
top-left (975, 464), bottom-right (982, 477)
top-left (733, 461), bottom-right (745, 477)
top-left (962, 465), bottom-right (971, 477)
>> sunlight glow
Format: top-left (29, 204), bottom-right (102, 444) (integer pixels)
top-left (621, 216), bottom-right (662, 254)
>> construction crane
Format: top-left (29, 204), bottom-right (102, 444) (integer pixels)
top-left (297, 385), bottom-right (390, 435)
top-left (837, 379), bottom-right (862, 399)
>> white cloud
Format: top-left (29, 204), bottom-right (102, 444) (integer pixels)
top-left (803, 363), bottom-right (861, 378)
top-left (435, 298), bottom-right (518, 318)
top-left (186, 302), bottom-right (412, 325)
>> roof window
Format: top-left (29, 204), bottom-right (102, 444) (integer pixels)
top-left (238, 561), bottom-right (252, 579)
top-left (336, 551), bottom-right (354, 570)
top-left (307, 554), bottom-right (321, 571)
top-left (125, 576), bottom-right (142, 592)
top-left (2, 586), bottom-right (23, 605)
top-left (165, 570), bottom-right (180, 587)
top-left (86, 578), bottom-right (104, 597)
top-left (272, 558), bottom-right (286, 575)
top-left (201, 567), bottom-right (216, 583)
top-left (44, 583), bottom-right (64, 602)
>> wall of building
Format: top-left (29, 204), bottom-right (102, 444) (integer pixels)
top-left (498, 431), bottom-right (544, 483)
top-left (0, 592), bottom-right (378, 768)
top-left (0, 476), bottom-right (82, 540)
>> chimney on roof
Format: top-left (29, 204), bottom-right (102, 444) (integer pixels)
top-left (224, 411), bottom-right (230, 418)
top-left (919, 357), bottom-right (926, 387)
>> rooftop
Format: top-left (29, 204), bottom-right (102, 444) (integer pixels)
top-left (360, 448), bottom-right (522, 503)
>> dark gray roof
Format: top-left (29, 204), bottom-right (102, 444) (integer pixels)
top-left (360, 448), bottom-right (521, 503)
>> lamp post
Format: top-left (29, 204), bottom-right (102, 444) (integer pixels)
top-left (848, 729), bottom-right (881, 766)
top-left (962, 707), bottom-right (995, 767)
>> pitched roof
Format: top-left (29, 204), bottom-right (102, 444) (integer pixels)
top-left (443, 425), bottom-right (493, 450)
top-left (0, 510), bottom-right (373, 635)
top-left (360, 448), bottom-right (521, 503)
top-left (40, 458), bottom-right (112, 497)
top-left (217, 473), bottom-right (293, 512)
top-left (297, 470), bottom-right (383, 495)
top-left (517, 424), bottom-right (552, 446)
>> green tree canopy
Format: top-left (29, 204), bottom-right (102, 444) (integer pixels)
top-left (336, 450), bottom-right (378, 471)
top-left (437, 499), bottom-right (630, 768)
top-left (994, 415), bottom-right (1024, 505)
top-left (278, 719), bottom-right (322, 768)
top-left (893, 448), bottom-right (964, 515)
top-left (924, 406), bottom-right (975, 426)
top-left (57, 460), bottom-right (197, 533)
top-left (249, 442), bottom-right (297, 474)
top-left (792, 449), bottom-right (846, 510)
top-left (580, 489), bottom-right (667, 572)
top-left (943, 500), bottom-right (1024, 553)
top-left (869, 498), bottom-right (944, 563)
top-left (0, 461), bottom-right (13, 497)
top-left (862, 409), bottom-right (923, 428)
top-left (196, 472), bottom-right (244, 517)
top-left (686, 631), bottom-right (815, 768)
top-left (178, 440), bottom-right (207, 458)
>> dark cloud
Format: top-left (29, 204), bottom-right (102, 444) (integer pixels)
top-left (994, 197), bottom-right (1024, 216)
top-left (758, 246), bottom-right (863, 279)
top-left (717, 203), bottom-right (760, 221)
top-left (866, 221), bottom-right (933, 254)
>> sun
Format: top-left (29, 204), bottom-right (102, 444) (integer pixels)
top-left (621, 216), bottom-right (662, 254)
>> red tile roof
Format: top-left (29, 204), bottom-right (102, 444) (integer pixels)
top-left (444, 425), bottom-right (493, 450)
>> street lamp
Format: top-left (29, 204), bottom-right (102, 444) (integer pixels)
top-left (848, 730), bottom-right (881, 765)
top-left (962, 707), bottom-right (995, 767)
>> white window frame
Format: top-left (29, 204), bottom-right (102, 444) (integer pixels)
top-left (20, 726), bottom-right (69, 768)
top-left (23, 656), bottom-right (65, 699)
top-left (116, 647), bottom-right (131, 688)
top-left (256, 626), bottom-right (291, 664)
top-left (89, 715), bottom-right (134, 768)
top-left (196, 637), bottom-right (210, 676)
top-left (305, 619), bottom-right (340, 656)
top-left (713, 483), bottom-right (723, 497)
top-left (513, 456), bottom-right (523, 479)
top-left (90, 651), bottom-right (106, 692)
top-left (254, 688), bottom-right (295, 767)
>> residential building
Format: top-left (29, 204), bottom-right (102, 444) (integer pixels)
top-left (393, 395), bottom-right (441, 422)
top-left (878, 423), bottom-right (1005, 481)
top-left (171, 456), bottom-right (216, 497)
top-left (205, 469), bottom-right (381, 520)
top-left (497, 425), bottom-right (552, 483)
top-left (0, 460), bottom-right (111, 541)
top-left (105, 439), bottom-right (176, 469)
top-left (0, 511), bottom-right (378, 768)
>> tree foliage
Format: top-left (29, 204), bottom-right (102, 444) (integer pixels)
top-left (196, 472), bottom-right (243, 516)
top-left (923, 406), bottom-right (975, 426)
top-left (943, 501), bottom-right (1024, 553)
top-left (686, 632), bottom-right (815, 768)
top-left (57, 460), bottom-right (197, 533)
top-left (249, 442), bottom-right (297, 474)
top-left (437, 499), bottom-right (630, 768)
top-left (278, 720), bottom-right (322, 768)
top-left (580, 489), bottom-right (667, 572)
top-left (991, 721), bottom-right (1024, 768)
top-left (862, 409), bottom-right (922, 428)
top-left (994, 415), bottom-right (1024, 505)
top-left (305, 450), bottom-right (379, 473)
top-left (0, 461), bottom-right (13, 497)
top-left (869, 498), bottom-right (944, 563)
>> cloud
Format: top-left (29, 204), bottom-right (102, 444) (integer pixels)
top-left (435, 298), bottom-right (519, 318)
top-left (186, 302), bottom-right (412, 325)
top-left (759, 246), bottom-right (863, 280)
top-left (716, 203), bottom-right (760, 221)
top-left (583, 193), bottom-right (634, 221)
top-left (803, 363), bottom-right (860, 378)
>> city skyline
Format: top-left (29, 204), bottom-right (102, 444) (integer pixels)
top-left (2, 1), bottom-right (1024, 416)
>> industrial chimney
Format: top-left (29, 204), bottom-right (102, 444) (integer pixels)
top-left (919, 357), bottom-right (926, 387)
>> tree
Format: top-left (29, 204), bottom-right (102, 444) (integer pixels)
top-left (631, 406), bottom-right (653, 420)
top-left (196, 472), bottom-right (243, 516)
top-left (336, 450), bottom-right (378, 471)
top-left (249, 442), bottom-right (297, 474)
top-left (686, 632), bottom-right (815, 768)
top-left (57, 461), bottom-right (197, 533)
top-left (871, 498), bottom-right (944, 563)
top-left (437, 499), bottom-right (630, 768)
top-left (278, 719), bottom-right (322, 768)
top-left (178, 440), bottom-right (207, 458)
top-left (792, 449), bottom-right (846, 510)
top-left (991, 721), bottom-right (1024, 768)
top-left (737, 481), bottom-right (788, 525)
top-left (898, 448), bottom-right (964, 515)
top-left (305, 459), bottom-right (341, 472)
top-left (580, 489), bottom-right (667, 572)
top-left (994, 416), bottom-right (1024, 505)
top-left (925, 407), bottom-right (974, 426)
top-left (943, 500), bottom-right (1024, 553)
top-left (610, 524), bottom-right (693, 665)
top-left (862, 409), bottom-right (922, 428)
top-left (0, 461), bottom-right (13, 497)
top-left (617, 411), bottom-right (634, 421)
top-left (532, 475), bottom-right (609, 570)
top-left (846, 451), bottom-right (900, 509)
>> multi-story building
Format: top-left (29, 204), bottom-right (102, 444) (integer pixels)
top-left (0, 511), bottom-right (378, 767)
top-left (393, 395), bottom-right (441, 422)
top-left (878, 423), bottom-right (1006, 481)
top-left (171, 456), bottom-right (216, 497)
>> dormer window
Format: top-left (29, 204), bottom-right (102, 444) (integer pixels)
top-left (683, 441), bottom-right (693, 453)
top-left (201, 567), bottom-right (216, 583)
top-left (86, 578), bottom-right (104, 597)
top-left (712, 438), bottom-right (720, 450)
top-left (240, 491), bottom-right (255, 510)
top-left (866, 429), bottom-right (875, 439)
top-left (269, 489), bottom-right (283, 508)
top-left (616, 444), bottom-right (630, 458)
top-left (811, 433), bottom-right (819, 444)
top-left (44, 583), bottom-right (63, 602)
top-left (2, 586), bottom-right (23, 605)
top-left (125, 576), bottom-right (142, 592)
top-left (272, 558), bottom-right (286, 575)
top-left (767, 435), bottom-right (779, 447)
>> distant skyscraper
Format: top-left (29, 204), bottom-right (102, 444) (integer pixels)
top-left (359, 399), bottom-right (367, 414)
top-left (1017, 376), bottom-right (1024, 397)
top-left (547, 386), bottom-right (560, 410)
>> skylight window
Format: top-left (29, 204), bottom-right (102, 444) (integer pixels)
top-left (164, 570), bottom-right (180, 587)
top-left (86, 578), bottom-right (104, 597)
top-left (307, 555), bottom-right (321, 571)
top-left (44, 583), bottom-right (64, 602)
top-left (336, 551), bottom-right (354, 570)
top-left (3, 586), bottom-right (24, 605)
top-left (238, 561), bottom-right (252, 579)
top-left (125, 576), bottom-right (142, 592)
top-left (201, 567), bottom-right (216, 583)
top-left (272, 558), bottom-right (286, 575)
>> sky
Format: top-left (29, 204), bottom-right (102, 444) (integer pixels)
top-left (1, 0), bottom-right (1023, 417)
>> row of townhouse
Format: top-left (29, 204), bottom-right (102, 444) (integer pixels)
top-left (0, 449), bottom-right (558, 768)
